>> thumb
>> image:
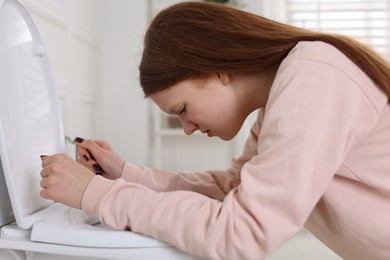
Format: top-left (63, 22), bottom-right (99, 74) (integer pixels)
top-left (88, 141), bottom-right (107, 161)
top-left (77, 139), bottom-right (106, 162)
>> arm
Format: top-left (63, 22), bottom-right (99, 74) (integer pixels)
top-left (82, 60), bottom-right (379, 259)
top-left (120, 116), bottom-right (262, 200)
top-left (75, 118), bottom-right (262, 200)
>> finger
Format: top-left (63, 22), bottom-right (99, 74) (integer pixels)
top-left (40, 168), bottom-right (48, 178)
top-left (78, 153), bottom-right (90, 162)
top-left (86, 149), bottom-right (96, 161)
top-left (77, 146), bottom-right (88, 159)
top-left (94, 140), bottom-right (113, 151)
top-left (77, 138), bottom-right (113, 155)
top-left (77, 146), bottom-right (95, 163)
top-left (76, 139), bottom-right (99, 160)
top-left (92, 163), bottom-right (103, 175)
top-left (80, 138), bottom-right (110, 149)
top-left (74, 137), bottom-right (84, 143)
top-left (82, 141), bottom-right (106, 162)
top-left (40, 177), bottom-right (47, 188)
top-left (40, 155), bottom-right (53, 167)
top-left (40, 188), bottom-right (52, 200)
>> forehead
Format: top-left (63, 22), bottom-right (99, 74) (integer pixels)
top-left (151, 80), bottom-right (188, 100)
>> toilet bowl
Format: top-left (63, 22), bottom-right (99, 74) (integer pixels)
top-left (0, 0), bottom-right (195, 258)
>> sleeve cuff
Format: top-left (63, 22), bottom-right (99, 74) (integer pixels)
top-left (81, 175), bottom-right (117, 217)
top-left (119, 161), bottom-right (143, 183)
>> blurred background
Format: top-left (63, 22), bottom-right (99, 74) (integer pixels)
top-left (19, 0), bottom-right (389, 259)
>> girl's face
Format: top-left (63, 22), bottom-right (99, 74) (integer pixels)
top-left (150, 73), bottom-right (260, 141)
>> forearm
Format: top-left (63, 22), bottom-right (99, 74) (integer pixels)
top-left (119, 115), bottom-right (260, 200)
top-left (120, 161), bottom-right (241, 200)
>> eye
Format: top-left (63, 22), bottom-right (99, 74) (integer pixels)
top-left (179, 105), bottom-right (186, 115)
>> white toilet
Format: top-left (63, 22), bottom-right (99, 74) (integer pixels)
top-left (0, 0), bottom-right (197, 259)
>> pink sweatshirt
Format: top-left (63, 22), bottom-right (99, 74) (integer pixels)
top-left (82, 41), bottom-right (390, 260)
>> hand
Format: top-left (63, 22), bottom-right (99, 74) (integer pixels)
top-left (40, 153), bottom-right (95, 209)
top-left (75, 138), bottom-right (125, 180)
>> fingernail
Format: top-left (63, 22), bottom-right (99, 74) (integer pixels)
top-left (40, 155), bottom-right (48, 158)
top-left (92, 163), bottom-right (103, 171)
top-left (83, 155), bottom-right (89, 161)
top-left (87, 150), bottom-right (96, 161)
top-left (74, 137), bottom-right (84, 143)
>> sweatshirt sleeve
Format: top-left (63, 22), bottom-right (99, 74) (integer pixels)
top-left (117, 119), bottom-right (261, 201)
top-left (81, 57), bottom-right (379, 259)
top-left (118, 163), bottom-right (240, 201)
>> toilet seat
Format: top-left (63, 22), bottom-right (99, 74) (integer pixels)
top-left (29, 203), bottom-right (168, 248)
top-left (0, 0), bottom-right (178, 256)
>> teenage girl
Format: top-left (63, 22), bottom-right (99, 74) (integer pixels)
top-left (40, 2), bottom-right (390, 259)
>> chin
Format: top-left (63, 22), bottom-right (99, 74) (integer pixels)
top-left (218, 132), bottom-right (238, 141)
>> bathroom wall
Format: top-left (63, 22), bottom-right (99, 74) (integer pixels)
top-left (97, 0), bottom-right (150, 165)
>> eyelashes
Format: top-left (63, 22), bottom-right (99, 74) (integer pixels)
top-left (179, 105), bottom-right (186, 115)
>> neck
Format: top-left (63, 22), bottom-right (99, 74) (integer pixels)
top-left (246, 63), bottom-right (280, 111)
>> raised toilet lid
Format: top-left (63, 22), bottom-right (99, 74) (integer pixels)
top-left (0, 0), bottom-right (168, 249)
top-left (0, 0), bottom-right (64, 229)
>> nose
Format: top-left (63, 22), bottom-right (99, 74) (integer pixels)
top-left (179, 117), bottom-right (198, 135)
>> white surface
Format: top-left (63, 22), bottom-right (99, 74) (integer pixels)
top-left (30, 203), bottom-right (168, 248)
top-left (0, 0), bottom-right (64, 229)
top-left (267, 229), bottom-right (341, 260)
top-left (0, 239), bottom-right (198, 260)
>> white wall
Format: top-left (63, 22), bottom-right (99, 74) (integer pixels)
top-left (97, 0), bottom-right (150, 165)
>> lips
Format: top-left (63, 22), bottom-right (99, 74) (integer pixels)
top-left (200, 129), bottom-right (211, 136)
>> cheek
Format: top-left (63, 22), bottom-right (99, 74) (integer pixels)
top-left (218, 108), bottom-right (247, 139)
top-left (194, 93), bottom-right (243, 131)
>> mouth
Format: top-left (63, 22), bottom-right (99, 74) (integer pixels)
top-left (201, 130), bottom-right (211, 137)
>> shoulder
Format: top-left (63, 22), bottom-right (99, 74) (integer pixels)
top-left (274, 41), bottom-right (360, 89)
top-left (281, 41), bottom-right (356, 73)
top-left (281, 41), bottom-right (374, 85)
top-left (275, 41), bottom-right (387, 112)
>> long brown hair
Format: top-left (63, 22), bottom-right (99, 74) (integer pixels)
top-left (139, 1), bottom-right (390, 101)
